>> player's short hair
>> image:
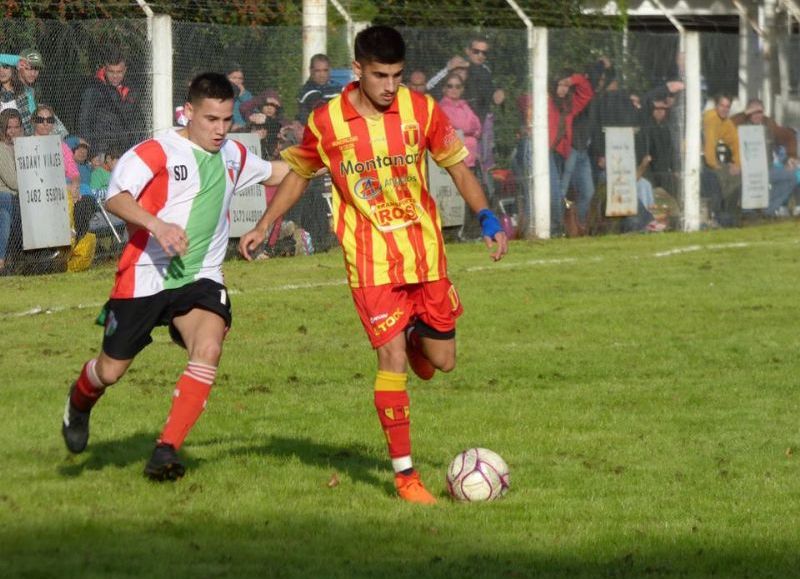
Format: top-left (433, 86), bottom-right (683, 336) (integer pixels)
top-left (354, 25), bottom-right (405, 65)
top-left (187, 72), bottom-right (235, 104)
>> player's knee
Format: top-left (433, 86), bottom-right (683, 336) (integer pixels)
top-left (95, 362), bottom-right (124, 386)
top-left (435, 356), bottom-right (456, 373)
top-left (421, 349), bottom-right (454, 373)
top-left (191, 341), bottom-right (223, 365)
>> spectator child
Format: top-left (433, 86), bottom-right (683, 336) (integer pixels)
top-left (90, 148), bottom-right (122, 198)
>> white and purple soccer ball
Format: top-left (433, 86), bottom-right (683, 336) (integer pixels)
top-left (446, 447), bottom-right (510, 502)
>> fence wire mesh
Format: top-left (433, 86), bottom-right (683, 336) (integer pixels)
top-left (0, 15), bottom-right (798, 277)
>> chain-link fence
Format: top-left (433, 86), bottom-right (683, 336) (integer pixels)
top-left (1, 15), bottom-right (799, 276)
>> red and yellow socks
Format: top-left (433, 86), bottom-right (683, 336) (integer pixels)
top-left (158, 361), bottom-right (216, 451)
top-left (70, 359), bottom-right (106, 412)
top-left (374, 370), bottom-right (414, 471)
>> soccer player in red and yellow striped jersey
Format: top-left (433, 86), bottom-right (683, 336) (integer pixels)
top-left (240, 26), bottom-right (507, 504)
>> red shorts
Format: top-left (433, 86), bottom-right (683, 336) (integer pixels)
top-left (350, 278), bottom-right (464, 348)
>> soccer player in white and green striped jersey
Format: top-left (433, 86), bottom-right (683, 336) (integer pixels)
top-left (61, 72), bottom-right (289, 480)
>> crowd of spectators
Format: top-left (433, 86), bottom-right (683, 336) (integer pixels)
top-left (0, 46), bottom-right (141, 274)
top-left (0, 37), bottom-right (798, 273)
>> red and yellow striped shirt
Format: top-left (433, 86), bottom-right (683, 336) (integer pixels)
top-left (281, 82), bottom-right (468, 288)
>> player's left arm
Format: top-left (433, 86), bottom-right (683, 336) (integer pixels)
top-left (446, 161), bottom-right (508, 261)
top-left (261, 160), bottom-right (290, 187)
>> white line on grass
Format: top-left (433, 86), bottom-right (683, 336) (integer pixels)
top-left (653, 242), bottom-right (750, 257)
top-left (1, 280), bottom-right (348, 320)
top-left (0, 240), bottom-right (779, 319)
top-left (465, 257), bottom-right (580, 272)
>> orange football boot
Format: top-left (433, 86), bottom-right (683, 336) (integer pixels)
top-left (395, 471), bottom-right (437, 504)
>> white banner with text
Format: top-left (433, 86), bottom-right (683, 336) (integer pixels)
top-left (15, 135), bottom-right (71, 249)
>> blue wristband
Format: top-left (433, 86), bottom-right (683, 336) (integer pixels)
top-left (477, 208), bottom-right (502, 239)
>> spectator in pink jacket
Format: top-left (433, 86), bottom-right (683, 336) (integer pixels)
top-left (438, 72), bottom-right (482, 169)
top-left (33, 104), bottom-right (79, 196)
top-left (33, 104), bottom-right (95, 247)
top-left (438, 71), bottom-right (484, 239)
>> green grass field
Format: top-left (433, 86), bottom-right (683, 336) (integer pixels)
top-left (2, 223), bottom-right (800, 578)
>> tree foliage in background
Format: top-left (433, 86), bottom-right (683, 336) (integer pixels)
top-left (0, 0), bottom-right (636, 168)
top-left (0, 0), bottom-right (623, 29)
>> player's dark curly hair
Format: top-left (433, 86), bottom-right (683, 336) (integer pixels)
top-left (354, 25), bottom-right (405, 64)
top-left (187, 72), bottom-right (235, 104)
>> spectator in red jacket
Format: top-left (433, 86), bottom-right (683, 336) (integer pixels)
top-left (548, 69), bottom-right (593, 235)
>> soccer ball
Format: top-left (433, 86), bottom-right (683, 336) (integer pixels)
top-left (446, 447), bottom-right (510, 502)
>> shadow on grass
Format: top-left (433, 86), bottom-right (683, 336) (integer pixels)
top-left (57, 431), bottom-right (204, 478)
top-left (227, 435), bottom-right (394, 496)
top-left (3, 514), bottom-right (798, 579)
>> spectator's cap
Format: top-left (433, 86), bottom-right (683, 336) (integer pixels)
top-left (20, 48), bottom-right (43, 69)
top-left (66, 135), bottom-right (90, 152)
top-left (65, 135), bottom-right (80, 150)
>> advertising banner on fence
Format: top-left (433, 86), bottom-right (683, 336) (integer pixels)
top-left (15, 135), bottom-right (71, 250)
top-left (427, 153), bottom-right (464, 228)
top-left (604, 127), bottom-right (638, 217)
top-left (229, 133), bottom-right (267, 237)
top-left (738, 125), bottom-right (769, 210)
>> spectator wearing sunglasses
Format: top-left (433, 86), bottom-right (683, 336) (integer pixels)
top-left (463, 37), bottom-right (503, 122)
top-left (33, 105), bottom-right (80, 199)
top-left (463, 37), bottom-right (505, 180)
top-left (438, 73), bottom-right (481, 170)
top-left (439, 71), bottom-right (485, 240)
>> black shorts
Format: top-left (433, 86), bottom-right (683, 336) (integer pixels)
top-left (100, 278), bottom-right (232, 360)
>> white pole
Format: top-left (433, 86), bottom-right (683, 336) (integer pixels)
top-left (533, 27), bottom-right (550, 239)
top-left (328, 0), bottom-right (354, 56)
top-left (779, 0), bottom-right (800, 22)
top-left (763, 0), bottom-right (775, 115)
top-left (683, 31), bottom-right (702, 233)
top-left (134, 0), bottom-right (171, 137)
top-left (735, 1), bottom-right (749, 108)
top-left (503, 0), bottom-right (544, 239)
top-left (303, 0), bottom-right (327, 82)
top-left (151, 14), bottom-right (173, 135)
top-left (776, 9), bottom-right (790, 124)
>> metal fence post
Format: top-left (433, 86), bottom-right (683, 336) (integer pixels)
top-left (533, 26), bottom-right (550, 239)
top-left (683, 30), bottom-right (701, 233)
top-left (151, 14), bottom-right (173, 136)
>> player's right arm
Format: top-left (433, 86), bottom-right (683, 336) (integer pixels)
top-left (105, 192), bottom-right (188, 257)
top-left (238, 170), bottom-right (310, 260)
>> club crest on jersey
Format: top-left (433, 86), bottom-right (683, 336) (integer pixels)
top-left (402, 122), bottom-right (420, 148)
top-left (226, 159), bottom-right (241, 183)
top-left (354, 176), bottom-right (382, 200)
